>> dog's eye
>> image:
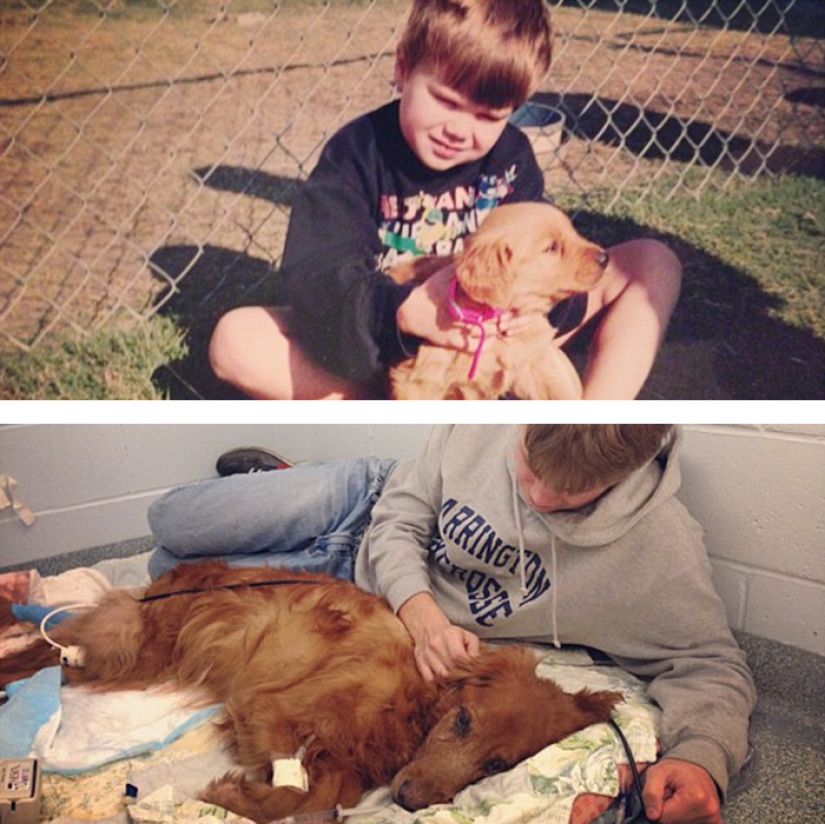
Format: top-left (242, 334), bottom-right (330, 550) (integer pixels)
top-left (483, 757), bottom-right (509, 775)
top-left (454, 707), bottom-right (471, 737)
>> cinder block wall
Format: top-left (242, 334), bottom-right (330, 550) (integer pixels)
top-left (1, 424), bottom-right (823, 655)
top-left (678, 425), bottom-right (824, 656)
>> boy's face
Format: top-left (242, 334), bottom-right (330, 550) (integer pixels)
top-left (395, 56), bottom-right (514, 172)
top-left (513, 437), bottom-right (610, 513)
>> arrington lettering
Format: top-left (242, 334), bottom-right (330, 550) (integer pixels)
top-left (428, 499), bottom-right (551, 627)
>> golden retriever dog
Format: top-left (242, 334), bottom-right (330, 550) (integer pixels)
top-left (388, 201), bottom-right (609, 400)
top-left (35, 561), bottom-right (621, 822)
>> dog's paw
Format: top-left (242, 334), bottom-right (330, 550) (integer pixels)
top-left (199, 771), bottom-right (249, 811)
top-left (200, 770), bottom-right (306, 823)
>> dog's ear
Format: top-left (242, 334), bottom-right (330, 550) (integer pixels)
top-left (573, 688), bottom-right (624, 722)
top-left (432, 670), bottom-right (494, 714)
top-left (442, 671), bottom-right (495, 689)
top-left (436, 646), bottom-right (536, 696)
top-left (455, 237), bottom-right (516, 307)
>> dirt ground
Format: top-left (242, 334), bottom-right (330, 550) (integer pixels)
top-left (1, 0), bottom-right (822, 397)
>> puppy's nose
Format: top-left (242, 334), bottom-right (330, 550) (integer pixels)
top-left (596, 250), bottom-right (609, 268)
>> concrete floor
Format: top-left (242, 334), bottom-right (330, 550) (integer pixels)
top-left (724, 633), bottom-right (825, 824)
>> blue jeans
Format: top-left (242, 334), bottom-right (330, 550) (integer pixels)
top-left (146, 457), bottom-right (397, 580)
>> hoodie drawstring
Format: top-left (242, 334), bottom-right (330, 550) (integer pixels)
top-left (511, 473), bottom-right (528, 596)
top-left (512, 472), bottom-right (561, 649)
top-left (550, 534), bottom-right (560, 649)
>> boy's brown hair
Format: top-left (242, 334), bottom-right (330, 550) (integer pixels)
top-left (397, 0), bottom-right (553, 110)
top-left (522, 425), bottom-right (675, 493)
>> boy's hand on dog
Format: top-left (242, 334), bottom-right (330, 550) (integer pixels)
top-left (396, 265), bottom-right (515, 351)
top-left (398, 592), bottom-right (481, 681)
top-left (495, 310), bottom-right (547, 338)
top-left (643, 758), bottom-right (722, 824)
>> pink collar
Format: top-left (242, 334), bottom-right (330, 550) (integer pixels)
top-left (447, 278), bottom-right (505, 380)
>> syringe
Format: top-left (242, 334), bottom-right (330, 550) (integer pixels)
top-left (267, 803), bottom-right (389, 824)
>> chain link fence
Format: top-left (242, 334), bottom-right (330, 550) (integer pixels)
top-left (1, 0), bottom-right (823, 354)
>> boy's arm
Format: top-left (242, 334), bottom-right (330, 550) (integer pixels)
top-left (397, 591), bottom-right (481, 681)
top-left (356, 425), bottom-right (482, 679)
top-left (602, 517), bottom-right (756, 801)
top-left (278, 134), bottom-right (417, 385)
top-left (616, 618), bottom-right (750, 824)
top-left (627, 634), bottom-right (755, 799)
top-left (356, 425), bottom-right (451, 610)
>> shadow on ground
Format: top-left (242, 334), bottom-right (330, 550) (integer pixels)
top-left (553, 0), bottom-right (825, 38)
top-left (150, 244), bottom-right (279, 399)
top-left (149, 167), bottom-right (824, 400)
top-left (566, 211), bottom-right (825, 400)
top-left (150, 170), bottom-right (299, 399)
top-left (533, 91), bottom-right (825, 180)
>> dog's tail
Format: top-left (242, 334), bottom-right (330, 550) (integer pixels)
top-left (0, 596), bottom-right (59, 686)
top-left (0, 591), bottom-right (146, 688)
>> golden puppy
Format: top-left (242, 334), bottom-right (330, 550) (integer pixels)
top-left (388, 202), bottom-right (609, 400)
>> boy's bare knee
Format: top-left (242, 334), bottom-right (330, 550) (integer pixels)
top-left (209, 308), bottom-right (252, 384)
top-left (646, 239), bottom-right (682, 308)
top-left (614, 238), bottom-right (682, 308)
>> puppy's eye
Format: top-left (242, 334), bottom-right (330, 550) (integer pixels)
top-left (455, 707), bottom-right (471, 737)
top-left (483, 757), bottom-right (509, 775)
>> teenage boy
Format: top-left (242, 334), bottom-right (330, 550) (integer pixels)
top-left (209, 0), bottom-right (681, 399)
top-left (148, 425), bottom-right (753, 824)
top-left (357, 425), bottom-right (753, 824)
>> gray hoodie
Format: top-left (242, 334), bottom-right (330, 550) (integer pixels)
top-left (356, 424), bottom-right (756, 796)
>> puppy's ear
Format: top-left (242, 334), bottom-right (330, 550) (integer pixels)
top-left (455, 238), bottom-right (516, 307)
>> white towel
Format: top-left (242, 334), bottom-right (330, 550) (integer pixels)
top-left (3, 671), bottom-right (219, 774)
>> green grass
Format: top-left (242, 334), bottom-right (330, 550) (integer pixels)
top-left (672, 177), bottom-right (824, 337)
top-left (562, 174), bottom-right (825, 339)
top-left (0, 315), bottom-right (187, 400)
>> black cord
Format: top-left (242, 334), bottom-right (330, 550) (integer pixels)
top-left (583, 718), bottom-right (655, 823)
top-left (609, 718), bottom-right (646, 806)
top-left (139, 578), bottom-right (324, 603)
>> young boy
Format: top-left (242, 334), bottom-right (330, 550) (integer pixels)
top-left (209, 0), bottom-right (682, 399)
top-left (148, 426), bottom-right (754, 824)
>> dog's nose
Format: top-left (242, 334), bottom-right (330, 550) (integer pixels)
top-left (393, 780), bottom-right (417, 812)
top-left (596, 250), bottom-right (609, 268)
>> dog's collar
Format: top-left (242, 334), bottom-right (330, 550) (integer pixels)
top-left (447, 277), bottom-right (506, 380)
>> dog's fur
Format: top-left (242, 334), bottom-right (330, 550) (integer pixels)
top-left (388, 202), bottom-right (609, 400)
top-left (32, 562), bottom-right (621, 822)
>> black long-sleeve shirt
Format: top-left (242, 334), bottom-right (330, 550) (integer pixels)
top-left (276, 100), bottom-right (545, 384)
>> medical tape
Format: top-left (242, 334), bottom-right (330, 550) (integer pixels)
top-left (0, 476), bottom-right (36, 526)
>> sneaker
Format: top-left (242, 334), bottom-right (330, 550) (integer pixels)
top-left (216, 447), bottom-right (295, 477)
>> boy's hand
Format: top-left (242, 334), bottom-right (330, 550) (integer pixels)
top-left (397, 592), bottom-right (481, 681)
top-left (496, 310), bottom-right (547, 338)
top-left (397, 265), bottom-right (515, 350)
top-left (642, 759), bottom-right (722, 824)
